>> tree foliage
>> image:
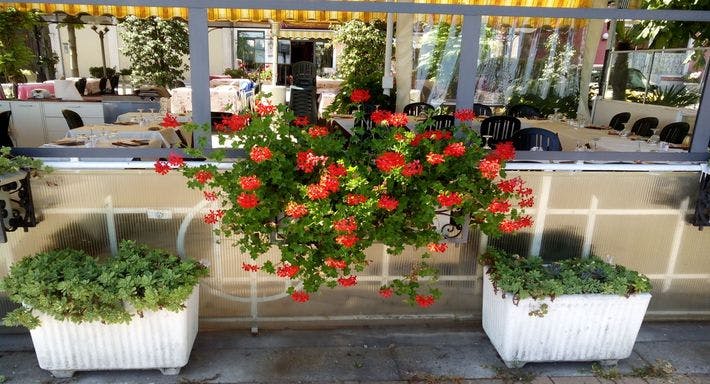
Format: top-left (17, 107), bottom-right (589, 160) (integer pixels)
top-left (0, 7), bottom-right (39, 83)
top-left (118, 15), bottom-right (189, 88)
top-left (630, 0), bottom-right (710, 66)
top-left (327, 20), bottom-right (393, 113)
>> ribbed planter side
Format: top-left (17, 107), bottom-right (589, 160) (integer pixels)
top-left (482, 273), bottom-right (651, 368)
top-left (29, 286), bottom-right (199, 378)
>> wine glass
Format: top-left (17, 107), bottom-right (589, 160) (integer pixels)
top-left (482, 135), bottom-right (493, 150)
top-left (553, 108), bottom-right (560, 121)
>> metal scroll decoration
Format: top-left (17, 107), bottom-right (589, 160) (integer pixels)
top-left (693, 169), bottom-right (710, 229)
top-left (0, 171), bottom-right (37, 243)
top-left (435, 209), bottom-right (469, 243)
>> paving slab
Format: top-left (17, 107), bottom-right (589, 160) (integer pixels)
top-left (634, 342), bottom-right (710, 375)
top-left (550, 377), bottom-right (601, 384)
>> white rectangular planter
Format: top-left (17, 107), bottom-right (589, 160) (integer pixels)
top-left (482, 272), bottom-right (651, 368)
top-left (28, 286), bottom-right (200, 378)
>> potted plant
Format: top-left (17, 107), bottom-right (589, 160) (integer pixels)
top-left (0, 240), bottom-right (209, 378)
top-left (155, 89), bottom-right (533, 306)
top-left (480, 248), bottom-right (652, 368)
top-left (0, 146), bottom-right (48, 242)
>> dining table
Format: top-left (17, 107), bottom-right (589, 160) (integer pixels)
top-left (116, 112), bottom-right (192, 125)
top-left (331, 115), bottom-right (685, 153)
top-left (62, 123), bottom-right (168, 147)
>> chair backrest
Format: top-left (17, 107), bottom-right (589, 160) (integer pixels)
top-left (480, 116), bottom-right (521, 145)
top-left (99, 77), bottom-right (109, 94)
top-left (109, 74), bottom-right (120, 91)
top-left (473, 103), bottom-right (493, 117)
top-left (74, 77), bottom-right (87, 96)
top-left (659, 121), bottom-right (690, 144)
top-left (0, 110), bottom-right (13, 147)
top-left (506, 104), bottom-right (543, 119)
top-left (61, 109), bottom-right (84, 129)
top-left (427, 114), bottom-right (455, 131)
top-left (630, 117), bottom-right (659, 137)
top-left (512, 127), bottom-right (562, 151)
top-left (608, 112), bottom-right (631, 131)
top-left (292, 61), bottom-right (316, 87)
top-left (403, 102), bottom-right (434, 116)
top-left (290, 85), bottom-right (317, 123)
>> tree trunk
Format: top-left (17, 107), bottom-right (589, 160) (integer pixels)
top-left (67, 25), bottom-right (79, 78)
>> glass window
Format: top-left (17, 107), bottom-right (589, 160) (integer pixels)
top-left (236, 30), bottom-right (266, 70)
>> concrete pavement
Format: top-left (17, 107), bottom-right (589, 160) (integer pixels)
top-left (0, 321), bottom-right (708, 383)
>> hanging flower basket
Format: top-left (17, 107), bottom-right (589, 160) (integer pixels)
top-left (156, 90), bottom-right (534, 306)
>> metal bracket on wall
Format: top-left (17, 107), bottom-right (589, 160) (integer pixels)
top-left (693, 169), bottom-right (710, 229)
top-left (0, 171), bottom-right (37, 243)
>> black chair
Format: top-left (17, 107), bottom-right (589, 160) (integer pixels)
top-left (175, 129), bottom-right (190, 148)
top-left (608, 112), bottom-right (631, 131)
top-left (512, 127), bottom-right (562, 151)
top-left (506, 104), bottom-right (544, 119)
top-left (290, 85), bottom-right (317, 124)
top-left (291, 61), bottom-right (316, 87)
top-left (480, 116), bottom-right (521, 146)
top-left (74, 77), bottom-right (87, 96)
top-left (426, 114), bottom-right (455, 131)
top-left (109, 74), bottom-right (120, 93)
top-left (630, 117), bottom-right (659, 137)
top-left (473, 103), bottom-right (493, 117)
top-left (403, 102), bottom-right (434, 116)
top-left (659, 122), bottom-right (690, 144)
top-left (0, 111), bottom-right (13, 147)
top-left (61, 109), bottom-right (84, 129)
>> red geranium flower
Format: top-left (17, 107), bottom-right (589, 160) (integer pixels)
top-left (255, 100), bottom-right (277, 116)
top-left (387, 113), bottom-right (409, 127)
top-left (293, 115), bottom-right (310, 126)
top-left (487, 199), bottom-right (511, 214)
top-left (308, 125), bottom-right (329, 138)
top-left (195, 170), bottom-right (213, 184)
top-left (488, 141), bottom-right (516, 161)
top-left (371, 110), bottom-right (392, 125)
top-left (346, 194), bottom-right (368, 206)
top-left (350, 88), bottom-right (371, 103)
top-left (453, 109), bottom-right (476, 121)
top-left (297, 150), bottom-right (328, 173)
top-left (336, 233), bottom-right (359, 248)
top-left (379, 287), bottom-right (393, 298)
top-left (160, 113), bottom-right (180, 128)
top-left (277, 264), bottom-right (300, 278)
top-left (327, 163), bottom-right (347, 178)
top-left (236, 192), bottom-right (259, 209)
top-left (215, 114), bottom-right (250, 132)
top-left (154, 161), bottom-right (170, 175)
top-left (497, 177), bottom-right (523, 193)
top-left (437, 192), bottom-right (462, 207)
top-left (239, 175), bottom-right (261, 191)
top-left (306, 184), bottom-right (330, 200)
top-left (499, 216), bottom-right (534, 233)
top-left (443, 142), bottom-right (466, 157)
top-left (285, 202), bottom-right (309, 218)
top-left (325, 258), bottom-right (348, 269)
top-left (242, 263), bottom-right (260, 272)
top-left (203, 209), bottom-right (224, 224)
top-left (338, 275), bottom-right (357, 287)
top-left (168, 152), bottom-right (185, 167)
top-left (375, 152), bottom-right (406, 172)
top-left (319, 174), bottom-right (340, 193)
top-left (519, 197), bottom-right (535, 208)
top-left (291, 291), bottom-right (310, 303)
top-left (427, 242), bottom-right (448, 253)
top-left (333, 216), bottom-right (358, 233)
top-left (203, 191), bottom-right (218, 201)
top-left (426, 152), bottom-right (445, 165)
top-left (250, 146), bottom-right (273, 163)
top-left (378, 195), bottom-right (399, 211)
top-left (478, 159), bottom-right (501, 180)
top-left (401, 160), bottom-right (423, 177)
top-left (415, 294), bottom-right (435, 308)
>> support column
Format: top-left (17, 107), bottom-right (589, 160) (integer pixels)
top-left (395, 13), bottom-right (414, 112)
top-left (577, 0), bottom-right (606, 122)
top-left (188, 7), bottom-right (210, 129)
top-left (455, 15), bottom-right (481, 113)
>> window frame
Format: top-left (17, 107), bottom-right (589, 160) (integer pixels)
top-left (9, 1), bottom-right (710, 164)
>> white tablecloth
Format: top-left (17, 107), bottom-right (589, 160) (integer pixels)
top-left (170, 86), bottom-right (252, 114)
top-left (116, 112), bottom-right (192, 124)
top-left (67, 124), bottom-right (167, 147)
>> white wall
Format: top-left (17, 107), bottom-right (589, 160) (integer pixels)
top-left (592, 99), bottom-right (697, 132)
top-left (55, 25), bottom-right (120, 78)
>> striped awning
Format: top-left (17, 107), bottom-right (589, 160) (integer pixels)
top-left (280, 29), bottom-right (335, 40)
top-left (2, 1), bottom-right (595, 28)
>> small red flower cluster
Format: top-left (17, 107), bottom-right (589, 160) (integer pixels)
top-left (377, 195), bottom-right (399, 211)
top-left (375, 152), bottom-right (406, 172)
top-left (437, 192), bottom-right (463, 207)
top-left (453, 109), bottom-right (476, 122)
top-left (427, 242), bottom-right (448, 253)
top-left (350, 88), bottom-right (371, 104)
top-left (277, 264), bottom-right (300, 278)
top-left (285, 201), bottom-right (309, 218)
top-left (160, 113), bottom-right (181, 128)
top-left (215, 113), bottom-right (250, 133)
top-left (250, 146), bottom-right (273, 163)
top-left (203, 209), bottom-right (225, 224)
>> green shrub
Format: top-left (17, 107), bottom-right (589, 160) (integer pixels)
top-left (0, 240), bottom-right (208, 329)
top-left (480, 248), bottom-right (652, 301)
top-left (88, 66), bottom-right (117, 79)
